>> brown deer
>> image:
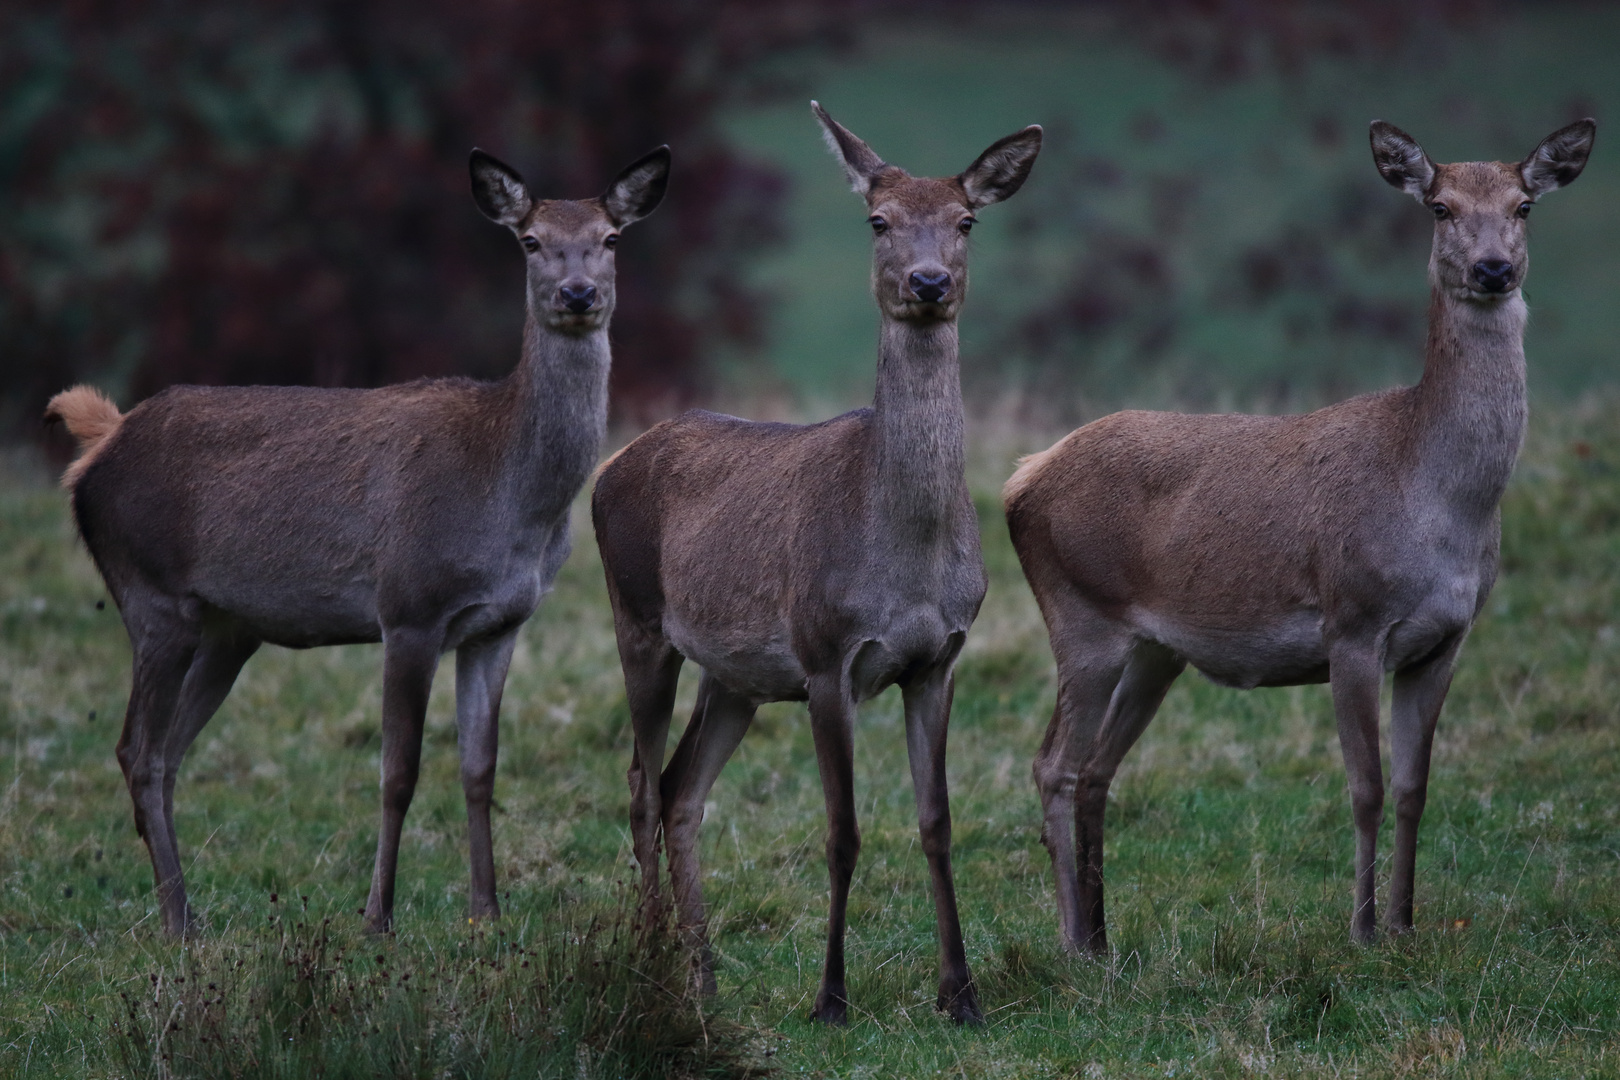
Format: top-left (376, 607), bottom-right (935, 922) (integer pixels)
top-left (1004, 118), bottom-right (1595, 954)
top-left (45, 145), bottom-right (670, 936)
top-left (591, 103), bottom-right (1040, 1025)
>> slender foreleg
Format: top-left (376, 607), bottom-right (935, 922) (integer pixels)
top-left (456, 627), bottom-right (520, 921)
top-left (807, 671), bottom-right (859, 1025)
top-left (364, 626), bottom-right (442, 932)
top-left (1388, 633), bottom-right (1464, 935)
top-left (1329, 640), bottom-right (1386, 944)
top-left (901, 660), bottom-right (982, 1024)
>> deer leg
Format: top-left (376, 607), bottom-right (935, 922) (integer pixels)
top-left (116, 599), bottom-right (203, 937)
top-left (617, 631), bottom-right (683, 913)
top-left (1072, 639), bottom-right (1185, 957)
top-left (1388, 633), bottom-right (1464, 936)
top-left (155, 626), bottom-right (260, 932)
top-left (660, 670), bottom-right (755, 995)
top-left (901, 663), bottom-right (981, 1025)
top-left (455, 627), bottom-right (520, 922)
top-left (1032, 608), bottom-right (1134, 955)
top-left (364, 626), bottom-right (441, 932)
top-left (1329, 641), bottom-right (1386, 944)
top-left (807, 673), bottom-right (859, 1026)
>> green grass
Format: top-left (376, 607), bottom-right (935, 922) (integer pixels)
top-left (4, 398), bottom-right (1620, 1078)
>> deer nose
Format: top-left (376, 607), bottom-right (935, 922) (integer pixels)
top-left (1472, 259), bottom-right (1515, 293)
top-left (908, 270), bottom-right (952, 304)
top-left (558, 283), bottom-right (597, 313)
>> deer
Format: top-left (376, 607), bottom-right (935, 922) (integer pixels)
top-left (44, 144), bottom-right (670, 937)
top-left (591, 102), bottom-right (1041, 1025)
top-left (1002, 118), bottom-right (1595, 955)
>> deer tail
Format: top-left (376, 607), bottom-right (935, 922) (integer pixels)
top-left (44, 385), bottom-right (124, 490)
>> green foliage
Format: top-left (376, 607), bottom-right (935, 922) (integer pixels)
top-left (4, 398), bottom-right (1620, 1077)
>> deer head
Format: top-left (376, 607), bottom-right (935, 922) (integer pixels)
top-left (1371, 119), bottom-right (1595, 303)
top-left (470, 146), bottom-right (671, 333)
top-left (812, 102), bottom-right (1041, 324)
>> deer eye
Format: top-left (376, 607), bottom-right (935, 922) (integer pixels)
top-left (1430, 203), bottom-right (1450, 220)
top-left (868, 215), bottom-right (888, 235)
top-left (604, 234), bottom-right (619, 250)
top-left (959, 216), bottom-right (976, 234)
top-left (521, 236), bottom-right (540, 252)
top-left (1517, 201), bottom-right (1533, 219)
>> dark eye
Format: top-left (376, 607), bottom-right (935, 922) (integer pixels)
top-left (1430, 203), bottom-right (1450, 220)
top-left (1517, 201), bottom-right (1533, 219)
top-left (868, 215), bottom-right (887, 235)
top-left (959, 216), bottom-right (976, 234)
top-left (521, 236), bottom-right (539, 252)
top-left (604, 234), bottom-right (619, 250)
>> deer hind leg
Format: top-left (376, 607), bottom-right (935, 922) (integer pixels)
top-left (1329, 640), bottom-right (1386, 944)
top-left (364, 626), bottom-right (442, 933)
top-left (1072, 639), bottom-right (1185, 957)
top-left (901, 660), bottom-right (982, 1025)
top-left (116, 596), bottom-right (203, 936)
top-left (1031, 603), bottom-right (1136, 955)
top-left (807, 671), bottom-right (859, 1025)
top-left (456, 626), bottom-right (520, 922)
top-left (155, 625), bottom-right (260, 933)
top-left (659, 670), bottom-right (755, 995)
top-left (617, 630), bottom-right (683, 914)
top-left (1388, 633), bottom-right (1464, 936)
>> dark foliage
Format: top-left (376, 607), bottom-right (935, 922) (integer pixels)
top-left (2, 0), bottom-right (853, 443)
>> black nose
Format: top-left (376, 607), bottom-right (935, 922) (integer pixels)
top-left (908, 271), bottom-right (951, 304)
top-left (1473, 259), bottom-right (1515, 293)
top-left (559, 284), bottom-right (597, 313)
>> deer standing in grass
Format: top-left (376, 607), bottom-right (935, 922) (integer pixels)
top-left (1004, 119), bottom-right (1595, 954)
top-left (45, 146), bottom-right (670, 936)
top-left (592, 103), bottom-right (1040, 1025)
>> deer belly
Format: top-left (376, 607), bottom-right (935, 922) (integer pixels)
top-left (1136, 608), bottom-right (1329, 689)
top-left (664, 615), bottom-right (808, 703)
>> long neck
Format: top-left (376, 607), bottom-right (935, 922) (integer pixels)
top-left (505, 309), bottom-right (612, 521)
top-left (1408, 283), bottom-right (1528, 513)
top-left (872, 317), bottom-right (968, 540)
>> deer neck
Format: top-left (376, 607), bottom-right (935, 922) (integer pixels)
top-left (506, 313), bottom-right (612, 521)
top-left (871, 317), bottom-right (968, 541)
top-left (1408, 283), bottom-right (1528, 515)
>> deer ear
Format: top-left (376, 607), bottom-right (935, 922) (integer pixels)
top-left (1521, 118), bottom-right (1596, 197)
top-left (812, 101), bottom-right (887, 195)
top-left (960, 125), bottom-right (1043, 208)
top-left (602, 145), bottom-right (671, 226)
top-left (1369, 121), bottom-right (1435, 201)
top-left (469, 149), bottom-right (533, 228)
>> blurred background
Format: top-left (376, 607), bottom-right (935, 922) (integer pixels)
top-left (4, 0), bottom-right (1616, 454)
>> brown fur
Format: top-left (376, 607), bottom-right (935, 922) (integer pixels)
top-left (52, 146), bottom-right (669, 938)
top-left (1005, 119), bottom-right (1594, 955)
top-left (45, 385), bottom-right (124, 489)
top-left (590, 104), bottom-right (1040, 1026)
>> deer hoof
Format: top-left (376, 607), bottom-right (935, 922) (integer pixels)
top-left (939, 983), bottom-right (984, 1027)
top-left (809, 989), bottom-right (849, 1026)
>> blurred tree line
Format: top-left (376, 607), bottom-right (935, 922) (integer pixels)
top-left (2, 0), bottom-right (1491, 446)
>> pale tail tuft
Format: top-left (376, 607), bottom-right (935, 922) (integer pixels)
top-left (44, 385), bottom-right (124, 490)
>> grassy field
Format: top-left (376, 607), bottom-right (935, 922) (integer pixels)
top-left (3, 393), bottom-right (1619, 1078)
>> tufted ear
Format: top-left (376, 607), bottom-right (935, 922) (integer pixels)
top-left (602, 145), bottom-right (671, 226)
top-left (1521, 118), bottom-right (1597, 197)
top-left (1369, 121), bottom-right (1435, 202)
top-left (469, 149), bottom-right (533, 228)
top-left (959, 125), bottom-right (1043, 208)
top-left (812, 101), bottom-right (888, 195)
